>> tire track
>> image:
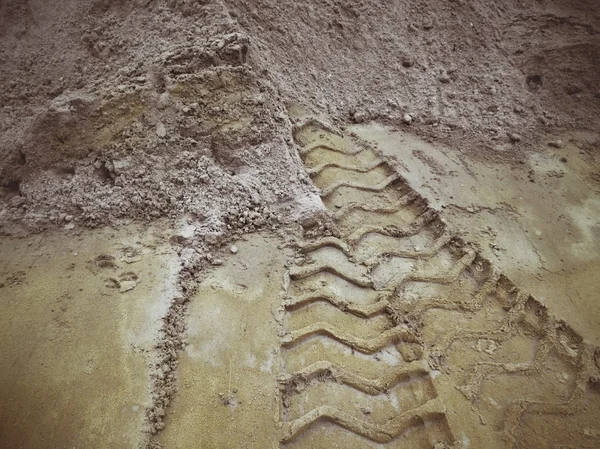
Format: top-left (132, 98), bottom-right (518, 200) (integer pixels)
top-left (278, 117), bottom-right (600, 449)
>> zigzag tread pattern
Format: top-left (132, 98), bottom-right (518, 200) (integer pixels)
top-left (278, 118), bottom-right (600, 449)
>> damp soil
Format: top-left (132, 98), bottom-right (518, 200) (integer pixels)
top-left (1, 1), bottom-right (600, 448)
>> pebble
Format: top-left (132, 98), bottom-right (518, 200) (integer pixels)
top-left (402, 113), bottom-right (413, 125)
top-left (401, 56), bottom-right (415, 68)
top-left (508, 132), bottom-right (522, 143)
top-left (548, 139), bottom-right (563, 148)
top-left (119, 280), bottom-right (137, 293)
top-left (112, 159), bottom-right (130, 175)
top-left (351, 110), bottom-right (368, 123)
top-left (156, 122), bottom-right (167, 138)
top-left (438, 72), bottom-right (451, 83)
top-left (157, 92), bottom-right (170, 109)
top-left (230, 245), bottom-right (238, 254)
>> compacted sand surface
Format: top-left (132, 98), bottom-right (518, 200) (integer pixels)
top-left (1, 1), bottom-right (599, 448)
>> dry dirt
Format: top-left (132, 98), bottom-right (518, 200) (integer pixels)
top-left (0, 0), bottom-right (599, 448)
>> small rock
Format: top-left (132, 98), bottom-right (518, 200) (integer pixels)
top-left (508, 132), bottom-right (522, 143)
top-left (560, 157), bottom-right (568, 163)
top-left (211, 258), bottom-right (223, 266)
top-left (157, 92), bottom-right (170, 109)
top-left (119, 280), bottom-right (137, 293)
top-left (438, 71), bottom-right (451, 83)
top-left (402, 113), bottom-right (413, 125)
top-left (548, 140), bottom-right (563, 148)
top-left (156, 122), bottom-right (167, 138)
top-left (230, 245), bottom-right (238, 254)
top-left (93, 160), bottom-right (103, 169)
top-left (112, 159), bottom-right (130, 175)
top-left (351, 109), bottom-right (368, 124)
top-left (173, 296), bottom-right (187, 305)
top-left (401, 55), bottom-right (415, 68)
top-left (64, 215), bottom-right (73, 222)
top-left (65, 222), bottom-right (75, 230)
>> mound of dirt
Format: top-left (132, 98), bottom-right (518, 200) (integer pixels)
top-left (0, 0), bottom-right (320, 234)
top-left (1, 0), bottom-right (599, 235)
top-left (229, 0), bottom-right (600, 153)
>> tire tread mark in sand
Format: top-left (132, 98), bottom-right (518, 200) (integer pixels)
top-left (287, 118), bottom-right (600, 449)
top-left (289, 263), bottom-right (373, 288)
top-left (281, 398), bottom-right (447, 444)
top-left (333, 191), bottom-right (419, 220)
top-left (283, 290), bottom-right (391, 318)
top-left (281, 322), bottom-right (418, 353)
top-left (307, 158), bottom-right (385, 176)
top-left (320, 173), bottom-right (400, 198)
top-left (346, 209), bottom-right (438, 245)
top-left (278, 118), bottom-right (456, 447)
top-left (280, 359), bottom-right (430, 395)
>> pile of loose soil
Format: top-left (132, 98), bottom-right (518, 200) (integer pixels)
top-left (0, 0), bottom-right (317, 235)
top-left (1, 0), bottom-right (599, 234)
top-left (229, 0), bottom-right (600, 156)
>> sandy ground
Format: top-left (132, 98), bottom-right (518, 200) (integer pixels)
top-left (0, 168), bottom-right (599, 447)
top-left (283, 118), bottom-right (600, 448)
top-left (1, 0), bottom-right (600, 448)
top-left (348, 123), bottom-right (600, 344)
top-left (0, 224), bottom-right (179, 448)
top-left (159, 235), bottom-right (289, 448)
